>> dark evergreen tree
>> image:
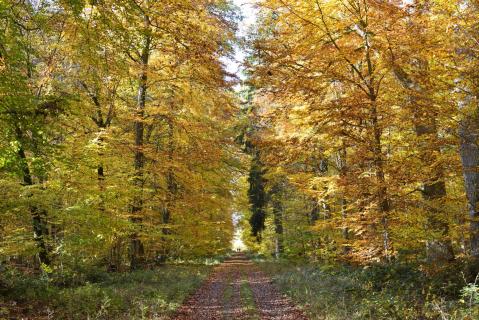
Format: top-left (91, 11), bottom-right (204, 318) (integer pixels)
top-left (248, 150), bottom-right (267, 240)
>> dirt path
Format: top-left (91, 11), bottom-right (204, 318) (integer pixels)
top-left (172, 254), bottom-right (307, 320)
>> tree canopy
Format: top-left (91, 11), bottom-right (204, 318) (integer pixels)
top-left (2, 0), bottom-right (479, 280)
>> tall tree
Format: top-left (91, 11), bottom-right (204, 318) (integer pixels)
top-left (452, 0), bottom-right (479, 258)
top-left (388, 0), bottom-right (454, 262)
top-left (0, 0), bottom-right (68, 266)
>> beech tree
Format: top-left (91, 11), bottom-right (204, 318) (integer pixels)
top-left (0, 0), bottom-right (69, 266)
top-left (247, 0), bottom-right (469, 263)
top-left (451, 0), bottom-right (479, 259)
top-left (0, 0), bottom-right (241, 270)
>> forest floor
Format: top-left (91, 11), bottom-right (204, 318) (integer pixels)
top-left (172, 253), bottom-right (308, 320)
top-left (2, 254), bottom-right (479, 319)
top-left (256, 258), bottom-right (479, 320)
top-left (0, 263), bottom-right (213, 319)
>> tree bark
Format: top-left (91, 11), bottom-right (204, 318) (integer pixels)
top-left (370, 99), bottom-right (392, 260)
top-left (459, 106), bottom-right (479, 257)
top-left (335, 143), bottom-right (350, 253)
top-left (17, 144), bottom-right (50, 266)
top-left (130, 26), bottom-right (151, 270)
top-left (158, 117), bottom-right (176, 263)
top-left (270, 183), bottom-right (284, 259)
top-left (272, 199), bottom-right (284, 258)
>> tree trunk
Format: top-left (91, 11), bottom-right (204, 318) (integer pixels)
top-left (272, 195), bottom-right (284, 259)
top-left (248, 151), bottom-right (267, 241)
top-left (309, 199), bottom-right (319, 225)
top-left (158, 117), bottom-right (176, 263)
top-left (459, 106), bottom-right (479, 257)
top-left (336, 144), bottom-right (351, 254)
top-left (340, 198), bottom-right (351, 252)
top-left (416, 119), bottom-right (454, 262)
top-left (108, 238), bottom-right (122, 272)
top-left (392, 64), bottom-right (454, 262)
top-left (18, 146), bottom-right (50, 266)
top-left (370, 98), bottom-right (392, 260)
top-left (97, 143), bottom-right (106, 214)
top-left (269, 181), bottom-right (284, 258)
top-left (130, 28), bottom-right (150, 270)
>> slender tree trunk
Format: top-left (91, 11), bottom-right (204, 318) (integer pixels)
top-left (130, 28), bottom-right (151, 270)
top-left (340, 197), bottom-right (350, 254)
top-left (158, 117), bottom-right (176, 263)
top-left (99, 148), bottom-right (121, 271)
top-left (370, 98), bottom-right (392, 260)
top-left (269, 181), bottom-right (285, 258)
top-left (359, 13), bottom-right (392, 260)
top-left (97, 137), bottom-right (106, 214)
top-left (108, 238), bottom-right (121, 272)
top-left (18, 145), bottom-right (50, 266)
top-left (164, 117), bottom-right (175, 228)
top-left (272, 193), bottom-right (284, 259)
top-left (79, 81), bottom-right (112, 216)
top-left (309, 199), bottom-right (319, 225)
top-left (337, 142), bottom-right (350, 254)
top-left (18, 27), bottom-right (50, 267)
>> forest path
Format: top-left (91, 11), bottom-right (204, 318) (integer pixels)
top-left (172, 253), bottom-right (308, 320)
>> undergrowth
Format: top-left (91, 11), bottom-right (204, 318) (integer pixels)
top-left (257, 259), bottom-right (479, 320)
top-left (0, 264), bottom-right (212, 319)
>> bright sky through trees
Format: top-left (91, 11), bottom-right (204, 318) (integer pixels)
top-left (230, 0), bottom-right (257, 251)
top-left (225, 0), bottom-right (257, 83)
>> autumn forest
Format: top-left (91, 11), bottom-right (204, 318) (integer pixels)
top-left (2, 0), bottom-right (479, 319)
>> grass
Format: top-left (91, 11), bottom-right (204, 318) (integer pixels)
top-left (240, 276), bottom-right (260, 320)
top-left (0, 264), bottom-right (212, 319)
top-left (256, 259), bottom-right (479, 320)
top-left (223, 272), bottom-right (234, 307)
